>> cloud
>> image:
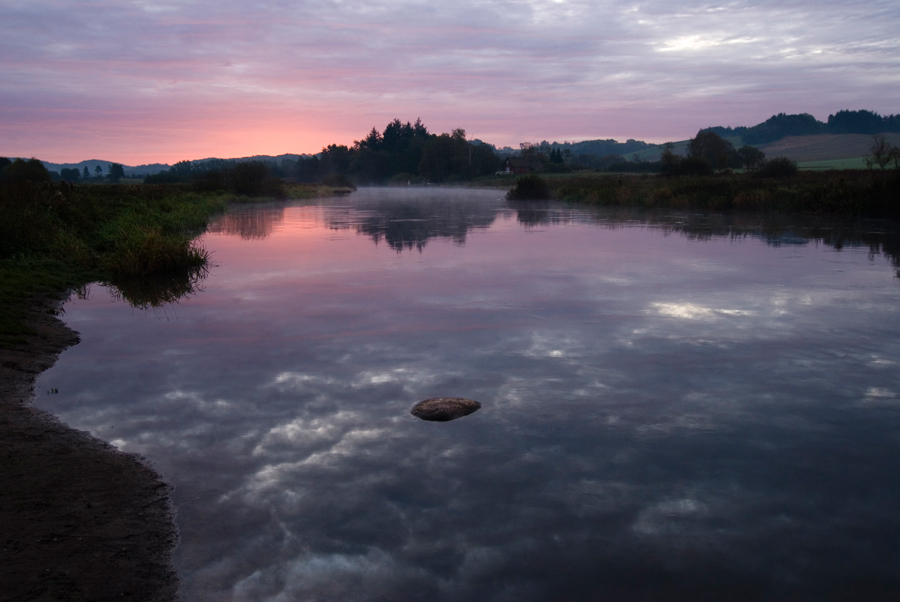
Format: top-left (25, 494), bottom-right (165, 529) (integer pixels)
top-left (2, 0), bottom-right (900, 161)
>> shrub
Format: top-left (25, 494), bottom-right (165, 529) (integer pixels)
top-left (673, 156), bottom-right (714, 177)
top-left (757, 157), bottom-right (799, 178)
top-left (0, 183), bottom-right (57, 257)
top-left (0, 158), bottom-right (52, 184)
top-left (193, 161), bottom-right (286, 197)
top-left (507, 174), bottom-right (551, 200)
top-left (320, 173), bottom-right (357, 190)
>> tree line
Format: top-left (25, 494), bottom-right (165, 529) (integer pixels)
top-left (0, 158), bottom-right (126, 184)
top-left (58, 163), bottom-right (126, 183)
top-left (145, 119), bottom-right (501, 188)
top-left (703, 109), bottom-right (900, 145)
top-left (658, 131), bottom-right (799, 177)
top-left (295, 119), bottom-right (500, 184)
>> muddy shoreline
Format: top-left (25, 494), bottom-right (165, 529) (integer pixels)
top-left (0, 296), bottom-right (179, 601)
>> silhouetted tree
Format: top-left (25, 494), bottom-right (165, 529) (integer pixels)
top-left (828, 110), bottom-right (897, 135)
top-left (742, 113), bottom-right (825, 145)
top-left (319, 144), bottom-right (352, 177)
top-left (107, 163), bottom-right (125, 182)
top-left (60, 168), bottom-right (81, 182)
top-left (83, 166), bottom-right (90, 179)
top-left (660, 143), bottom-right (679, 174)
top-left (688, 131), bottom-right (737, 170)
top-left (549, 148), bottom-right (564, 164)
top-left (738, 146), bottom-right (766, 171)
top-left (294, 155), bottom-right (320, 182)
top-left (507, 174), bottom-right (550, 200)
top-left (757, 157), bottom-right (798, 178)
top-left (293, 119), bottom-right (499, 184)
top-left (0, 158), bottom-right (52, 183)
top-left (661, 143), bottom-right (713, 176)
top-left (866, 135), bottom-right (899, 170)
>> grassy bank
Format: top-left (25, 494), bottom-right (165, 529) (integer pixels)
top-left (0, 183), bottom-right (228, 346)
top-left (0, 180), bottom-right (355, 347)
top-left (514, 170), bottom-right (900, 218)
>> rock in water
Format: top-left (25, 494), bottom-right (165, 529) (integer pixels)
top-left (411, 397), bottom-right (481, 422)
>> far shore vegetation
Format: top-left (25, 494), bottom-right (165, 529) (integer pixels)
top-left (503, 129), bottom-right (900, 220)
top-left (3, 110), bottom-right (900, 347)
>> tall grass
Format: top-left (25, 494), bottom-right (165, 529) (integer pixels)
top-left (507, 174), bottom-right (551, 200)
top-left (548, 170), bottom-right (900, 218)
top-left (0, 183), bottom-right (223, 274)
top-left (0, 182), bottom-right (226, 345)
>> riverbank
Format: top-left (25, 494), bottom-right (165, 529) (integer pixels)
top-left (0, 293), bottom-right (180, 601)
top-left (492, 169), bottom-right (900, 218)
top-left (0, 183), bottom-right (347, 600)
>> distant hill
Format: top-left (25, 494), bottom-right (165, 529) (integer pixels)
top-left (27, 111), bottom-right (900, 178)
top-left (622, 110), bottom-right (900, 166)
top-left (551, 138), bottom-right (651, 158)
top-left (40, 153), bottom-right (309, 178)
top-left (494, 138), bottom-right (652, 159)
top-left (701, 109), bottom-right (900, 146)
top-left (757, 133), bottom-right (900, 163)
top-left (40, 159), bottom-right (170, 177)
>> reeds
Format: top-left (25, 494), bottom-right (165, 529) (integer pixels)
top-left (548, 170), bottom-right (900, 218)
top-left (0, 183), bottom-right (226, 345)
top-left (507, 174), bottom-right (552, 200)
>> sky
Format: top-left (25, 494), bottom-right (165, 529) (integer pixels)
top-left (2, 0), bottom-right (899, 164)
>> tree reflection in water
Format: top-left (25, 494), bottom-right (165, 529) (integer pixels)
top-left (512, 201), bottom-right (900, 276)
top-left (325, 193), bottom-right (498, 251)
top-left (105, 264), bottom-right (209, 310)
top-left (207, 204), bottom-right (288, 240)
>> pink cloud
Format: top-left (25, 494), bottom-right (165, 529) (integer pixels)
top-left (2, 0), bottom-right (899, 164)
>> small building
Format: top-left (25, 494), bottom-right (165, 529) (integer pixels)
top-left (498, 158), bottom-right (544, 175)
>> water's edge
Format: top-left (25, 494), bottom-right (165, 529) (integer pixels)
top-left (0, 296), bottom-right (179, 602)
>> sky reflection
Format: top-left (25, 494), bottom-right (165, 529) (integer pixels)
top-left (36, 189), bottom-right (900, 600)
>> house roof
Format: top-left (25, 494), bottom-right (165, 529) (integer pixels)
top-left (504, 157), bottom-right (543, 169)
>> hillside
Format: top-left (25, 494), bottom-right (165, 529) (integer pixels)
top-left (621, 109), bottom-right (900, 167)
top-left (40, 160), bottom-right (170, 177)
top-left (620, 133), bottom-right (900, 168)
top-left (757, 133), bottom-right (900, 162)
top-left (39, 153), bottom-right (308, 178)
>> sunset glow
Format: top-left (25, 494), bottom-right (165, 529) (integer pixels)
top-left (2, 0), bottom-right (899, 164)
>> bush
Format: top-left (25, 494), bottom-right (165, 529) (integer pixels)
top-left (193, 161), bottom-right (286, 197)
top-left (144, 171), bottom-right (191, 184)
top-left (507, 174), bottom-right (551, 200)
top-left (0, 158), bottom-right (52, 184)
top-left (757, 157), bottom-right (798, 178)
top-left (0, 183), bottom-right (57, 257)
top-left (320, 173), bottom-right (357, 190)
top-left (671, 156), bottom-right (714, 177)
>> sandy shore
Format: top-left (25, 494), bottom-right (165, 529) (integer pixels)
top-left (0, 296), bottom-right (179, 601)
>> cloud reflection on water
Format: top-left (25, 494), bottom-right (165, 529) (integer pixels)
top-left (36, 188), bottom-right (900, 600)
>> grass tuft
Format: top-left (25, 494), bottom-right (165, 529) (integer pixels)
top-left (0, 183), bottom-right (227, 346)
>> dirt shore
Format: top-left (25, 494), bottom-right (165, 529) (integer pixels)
top-left (0, 296), bottom-right (179, 602)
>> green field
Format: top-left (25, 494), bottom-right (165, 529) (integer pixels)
top-left (798, 157), bottom-right (870, 170)
top-left (619, 133), bottom-right (900, 168)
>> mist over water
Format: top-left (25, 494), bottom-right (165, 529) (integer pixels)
top-left (36, 188), bottom-right (900, 600)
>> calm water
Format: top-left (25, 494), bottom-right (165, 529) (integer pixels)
top-left (36, 188), bottom-right (900, 601)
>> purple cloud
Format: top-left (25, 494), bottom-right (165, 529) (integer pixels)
top-left (2, 0), bottom-right (898, 162)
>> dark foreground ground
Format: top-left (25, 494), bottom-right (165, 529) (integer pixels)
top-left (0, 296), bottom-right (178, 602)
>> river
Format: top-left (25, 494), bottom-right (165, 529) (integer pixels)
top-left (36, 187), bottom-right (900, 600)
